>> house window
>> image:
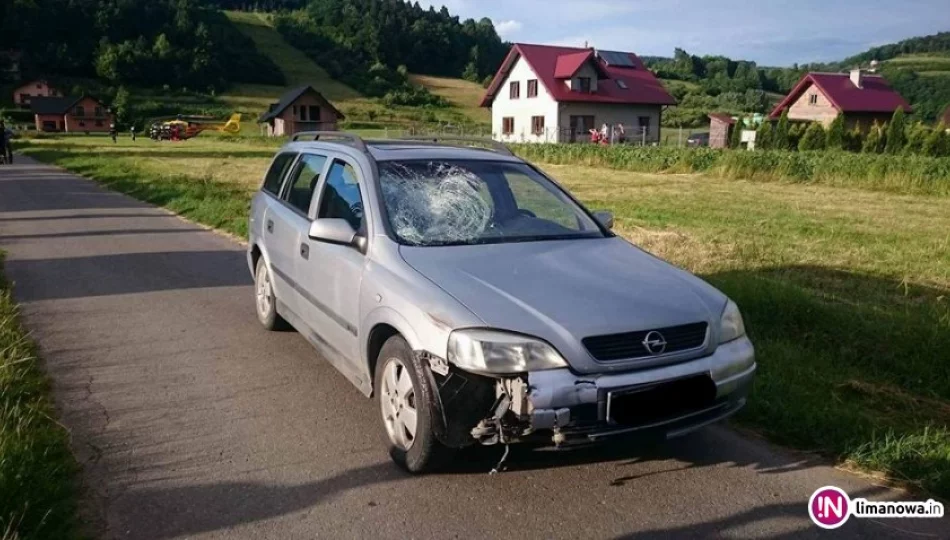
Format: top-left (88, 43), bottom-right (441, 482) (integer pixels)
top-left (78, 121), bottom-right (85, 127)
top-left (19, 93), bottom-right (29, 103)
top-left (309, 106), bottom-right (320, 122)
top-left (527, 79), bottom-right (538, 98)
top-left (94, 106), bottom-right (103, 117)
top-left (502, 117), bottom-right (515, 135)
top-left (578, 77), bottom-right (591, 93)
top-left (509, 81), bottom-right (520, 99)
top-left (95, 120), bottom-right (103, 127)
top-left (638, 116), bottom-right (651, 136)
top-left (531, 116), bottom-right (545, 135)
top-left (299, 106), bottom-right (307, 121)
top-left (74, 106), bottom-right (85, 117)
top-left (809, 94), bottom-right (818, 105)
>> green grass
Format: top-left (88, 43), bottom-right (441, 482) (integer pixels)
top-left (407, 74), bottom-right (490, 125)
top-left (17, 135), bottom-right (950, 497)
top-left (0, 253), bottom-right (81, 539)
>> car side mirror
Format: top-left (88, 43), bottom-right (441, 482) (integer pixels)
top-left (308, 218), bottom-right (365, 252)
top-left (593, 210), bottom-right (614, 230)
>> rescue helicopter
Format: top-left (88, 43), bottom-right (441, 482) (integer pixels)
top-left (149, 113), bottom-right (241, 140)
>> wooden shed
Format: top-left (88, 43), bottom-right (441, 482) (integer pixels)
top-left (708, 113), bottom-right (736, 149)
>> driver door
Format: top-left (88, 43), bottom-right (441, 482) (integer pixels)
top-left (296, 156), bottom-right (367, 384)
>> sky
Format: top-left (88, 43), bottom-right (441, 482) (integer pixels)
top-left (417, 0), bottom-right (950, 66)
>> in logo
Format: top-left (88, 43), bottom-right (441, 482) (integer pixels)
top-left (808, 486), bottom-right (851, 529)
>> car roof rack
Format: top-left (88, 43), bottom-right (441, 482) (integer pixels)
top-left (290, 131), bottom-right (368, 153)
top-left (394, 135), bottom-right (514, 156)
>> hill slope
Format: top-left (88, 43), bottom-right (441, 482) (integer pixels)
top-left (223, 11), bottom-right (360, 101)
top-left (407, 74), bottom-right (490, 124)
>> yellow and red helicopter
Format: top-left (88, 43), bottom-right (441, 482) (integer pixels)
top-left (148, 113), bottom-right (241, 140)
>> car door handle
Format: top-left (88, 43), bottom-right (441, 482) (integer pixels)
top-left (299, 243), bottom-right (309, 260)
top-left (266, 219), bottom-right (274, 233)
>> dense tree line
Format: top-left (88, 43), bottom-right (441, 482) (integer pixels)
top-left (839, 32), bottom-right (950, 66)
top-left (274, 0), bottom-right (507, 93)
top-left (0, 0), bottom-right (283, 90)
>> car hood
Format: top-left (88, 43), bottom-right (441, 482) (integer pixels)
top-left (399, 237), bottom-right (728, 374)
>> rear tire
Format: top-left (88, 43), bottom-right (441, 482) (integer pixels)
top-left (375, 335), bottom-right (453, 473)
top-left (254, 257), bottom-right (288, 331)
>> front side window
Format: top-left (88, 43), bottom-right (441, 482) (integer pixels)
top-left (531, 116), bottom-right (545, 135)
top-left (318, 160), bottom-right (364, 232)
top-left (502, 117), bottom-right (514, 135)
top-left (527, 79), bottom-right (538, 98)
top-left (262, 152), bottom-right (297, 195)
top-left (378, 160), bottom-right (604, 246)
top-left (283, 153), bottom-right (327, 214)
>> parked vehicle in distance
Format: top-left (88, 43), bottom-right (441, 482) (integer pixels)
top-left (686, 132), bottom-right (710, 147)
top-left (248, 132), bottom-right (756, 472)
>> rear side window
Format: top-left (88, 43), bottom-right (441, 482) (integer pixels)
top-left (283, 153), bottom-right (328, 214)
top-left (262, 153), bottom-right (296, 195)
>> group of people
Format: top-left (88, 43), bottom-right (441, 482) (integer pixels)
top-left (0, 121), bottom-right (13, 165)
top-left (589, 122), bottom-right (627, 145)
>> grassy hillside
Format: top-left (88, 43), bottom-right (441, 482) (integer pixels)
top-left (408, 74), bottom-right (490, 124)
top-left (223, 11), bottom-right (359, 101)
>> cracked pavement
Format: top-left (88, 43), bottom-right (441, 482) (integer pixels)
top-left (1, 157), bottom-right (946, 539)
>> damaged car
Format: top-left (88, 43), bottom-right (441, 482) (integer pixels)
top-left (248, 132), bottom-right (756, 473)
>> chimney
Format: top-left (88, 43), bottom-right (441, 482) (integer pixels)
top-left (850, 68), bottom-right (863, 89)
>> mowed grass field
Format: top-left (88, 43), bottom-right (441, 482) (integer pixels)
top-left (17, 135), bottom-right (950, 497)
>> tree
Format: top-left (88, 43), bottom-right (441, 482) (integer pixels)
top-left (730, 118), bottom-right (743, 148)
top-left (799, 122), bottom-right (826, 151)
top-left (755, 120), bottom-right (773, 150)
top-left (884, 107), bottom-right (906, 154)
top-left (112, 86), bottom-right (131, 126)
top-left (863, 121), bottom-right (886, 153)
top-left (773, 109), bottom-right (790, 150)
top-left (825, 114), bottom-right (845, 150)
top-left (903, 122), bottom-right (930, 155)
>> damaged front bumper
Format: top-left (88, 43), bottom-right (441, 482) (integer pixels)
top-left (465, 336), bottom-right (755, 447)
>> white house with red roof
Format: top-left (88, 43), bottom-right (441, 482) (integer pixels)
top-left (481, 43), bottom-right (676, 144)
top-left (769, 70), bottom-right (911, 130)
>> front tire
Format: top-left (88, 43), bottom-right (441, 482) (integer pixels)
top-left (254, 257), bottom-right (287, 331)
top-left (375, 335), bottom-right (452, 473)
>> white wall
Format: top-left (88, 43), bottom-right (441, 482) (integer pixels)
top-left (490, 56), bottom-right (560, 143)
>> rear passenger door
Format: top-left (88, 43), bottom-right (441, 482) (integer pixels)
top-left (297, 157), bottom-right (367, 377)
top-left (269, 153), bottom-right (328, 318)
top-left (255, 152), bottom-right (297, 302)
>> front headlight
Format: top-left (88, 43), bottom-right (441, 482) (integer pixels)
top-left (447, 329), bottom-right (568, 374)
top-left (719, 300), bottom-right (746, 343)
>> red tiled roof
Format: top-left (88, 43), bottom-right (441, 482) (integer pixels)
top-left (481, 43), bottom-right (676, 107)
top-left (708, 113), bottom-right (736, 124)
top-left (769, 72), bottom-right (911, 118)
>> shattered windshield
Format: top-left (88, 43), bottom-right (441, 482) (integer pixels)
top-left (378, 160), bottom-right (604, 246)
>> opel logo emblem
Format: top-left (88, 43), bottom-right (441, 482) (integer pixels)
top-left (642, 331), bottom-right (668, 355)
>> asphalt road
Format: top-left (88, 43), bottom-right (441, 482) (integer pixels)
top-left (1, 157), bottom-right (946, 539)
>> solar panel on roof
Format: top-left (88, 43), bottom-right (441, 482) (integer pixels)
top-left (598, 50), bottom-right (636, 68)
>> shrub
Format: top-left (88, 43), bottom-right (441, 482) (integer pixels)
top-left (885, 107), bottom-right (907, 154)
top-left (799, 123), bottom-right (826, 151)
top-left (863, 121), bottom-right (886, 154)
top-left (773, 110), bottom-right (791, 150)
top-left (756, 121), bottom-right (773, 150)
top-left (922, 124), bottom-right (950, 157)
top-left (508, 143), bottom-right (950, 196)
top-left (825, 114), bottom-right (845, 150)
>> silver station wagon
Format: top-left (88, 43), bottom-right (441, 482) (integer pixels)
top-left (248, 133), bottom-right (755, 472)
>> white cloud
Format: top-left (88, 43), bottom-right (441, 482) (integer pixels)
top-left (495, 20), bottom-right (523, 38)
